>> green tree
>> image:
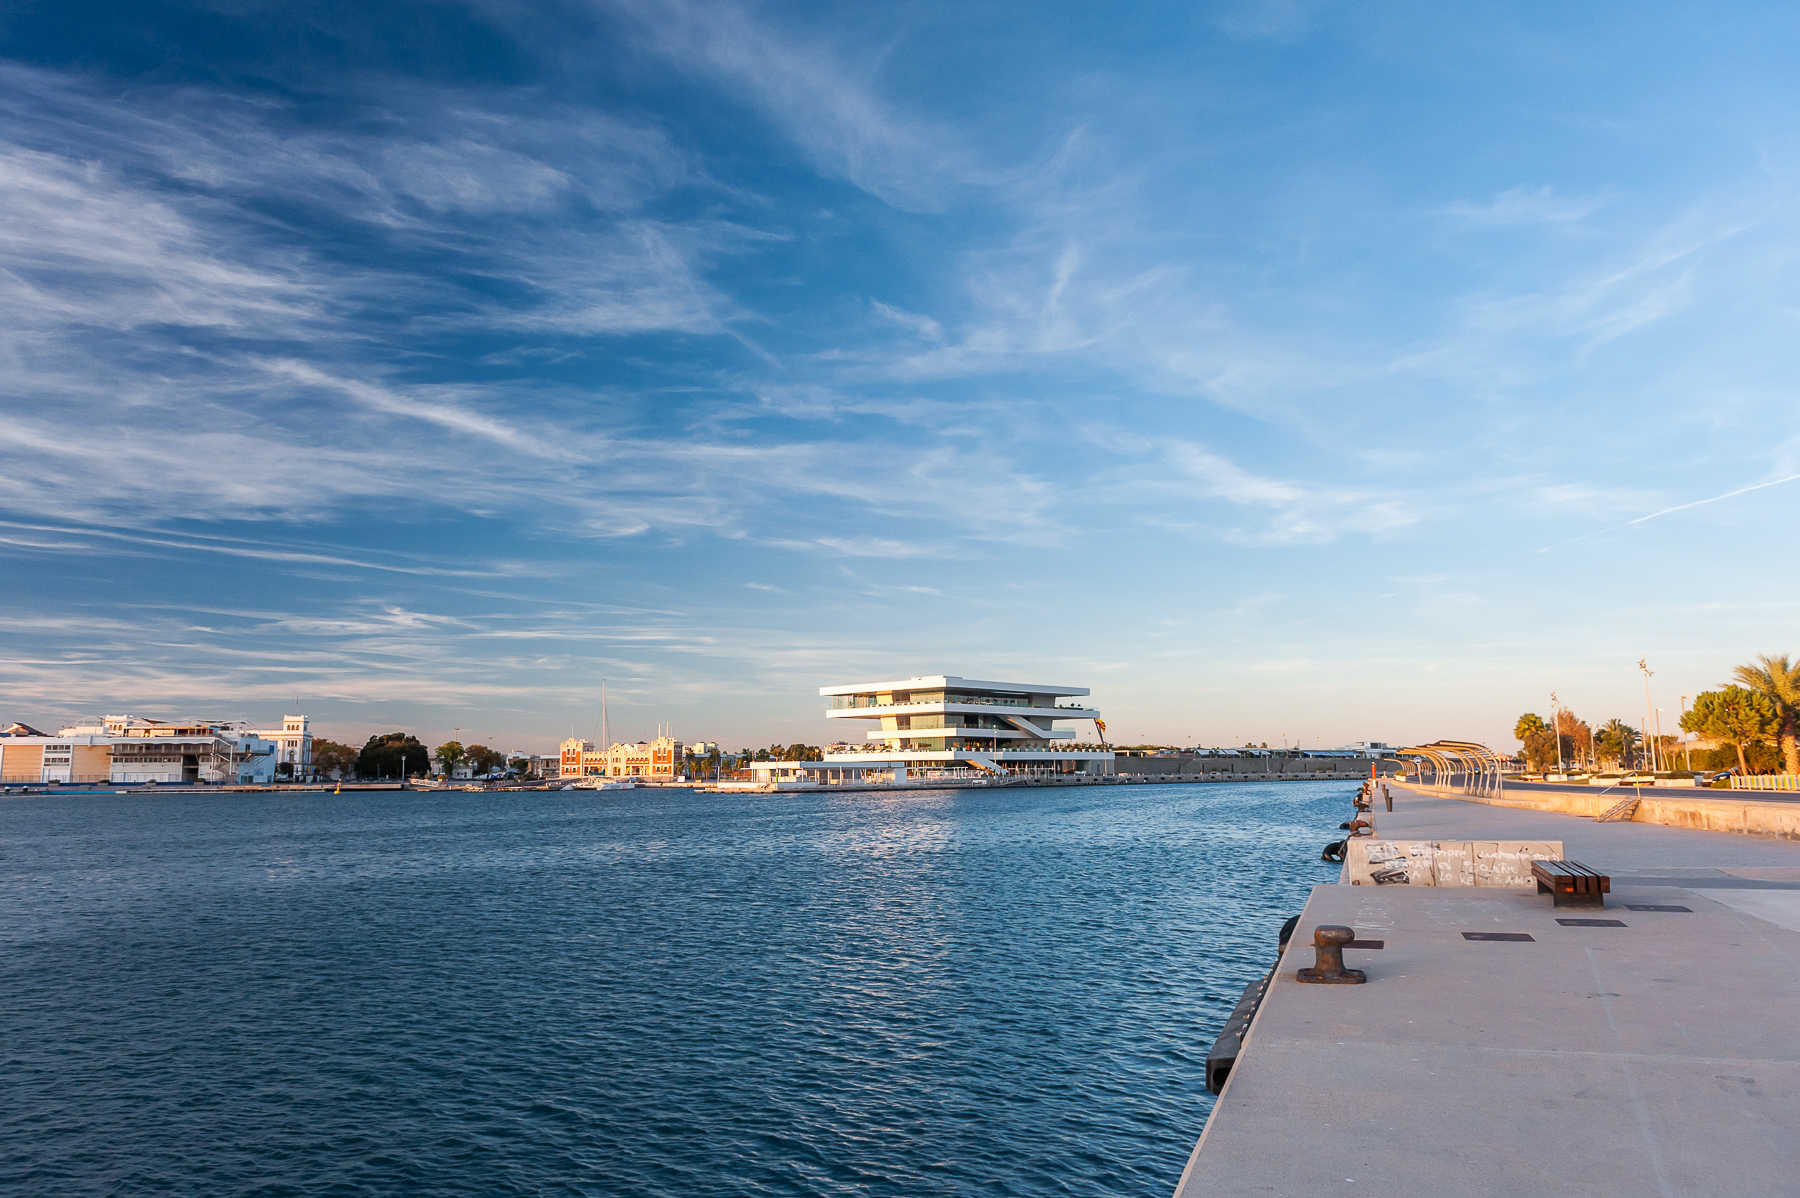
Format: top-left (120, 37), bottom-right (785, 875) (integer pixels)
top-left (508, 756), bottom-right (532, 777)
top-left (466, 744), bottom-right (506, 775)
top-left (357, 733), bottom-right (429, 780)
top-left (312, 737), bottom-right (358, 779)
top-left (1555, 709), bottom-right (1593, 769)
top-left (1682, 687), bottom-right (1779, 776)
top-left (435, 740), bottom-right (467, 776)
top-left (1731, 653), bottom-right (1800, 776)
top-left (1514, 713), bottom-right (1548, 745)
top-left (1594, 719), bottom-right (1639, 769)
top-left (1521, 728), bottom-right (1559, 773)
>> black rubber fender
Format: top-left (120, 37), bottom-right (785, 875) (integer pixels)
top-left (1321, 839), bottom-right (1346, 862)
top-left (1277, 914), bottom-right (1301, 949)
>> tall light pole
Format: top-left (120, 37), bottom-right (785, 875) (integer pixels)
top-left (1655, 708), bottom-right (1666, 777)
top-left (1680, 695), bottom-right (1692, 770)
top-left (1638, 660), bottom-right (1657, 772)
top-left (1550, 691), bottom-right (1565, 774)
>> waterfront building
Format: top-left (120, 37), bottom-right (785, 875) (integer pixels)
top-left (559, 738), bottom-right (591, 777)
top-left (54, 715), bottom-right (279, 784)
top-left (0, 719), bottom-right (278, 785)
top-left (247, 715), bottom-right (312, 777)
top-left (0, 733), bottom-right (117, 784)
top-left (749, 675), bottom-right (1112, 786)
top-left (559, 734), bottom-right (681, 780)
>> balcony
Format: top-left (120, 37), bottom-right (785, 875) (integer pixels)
top-left (865, 727), bottom-right (1069, 741)
top-left (821, 745), bottom-right (1112, 759)
top-left (824, 694), bottom-right (1094, 712)
top-left (827, 694), bottom-right (1095, 711)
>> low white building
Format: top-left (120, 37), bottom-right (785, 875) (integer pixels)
top-left (45, 714), bottom-right (283, 785)
top-left (0, 732), bottom-right (117, 785)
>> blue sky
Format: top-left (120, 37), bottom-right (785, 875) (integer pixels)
top-left (3, 0), bottom-right (1799, 753)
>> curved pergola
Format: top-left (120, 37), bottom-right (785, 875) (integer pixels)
top-left (1397, 739), bottom-right (1506, 798)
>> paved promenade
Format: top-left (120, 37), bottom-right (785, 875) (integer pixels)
top-left (1173, 783), bottom-right (1800, 1197)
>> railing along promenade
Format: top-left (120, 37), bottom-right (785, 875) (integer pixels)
top-left (1731, 772), bottom-right (1800, 791)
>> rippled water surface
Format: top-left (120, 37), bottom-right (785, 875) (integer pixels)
top-left (0, 782), bottom-right (1349, 1196)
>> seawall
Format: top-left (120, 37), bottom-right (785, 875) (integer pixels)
top-left (1113, 756), bottom-right (1368, 781)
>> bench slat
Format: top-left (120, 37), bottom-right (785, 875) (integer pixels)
top-left (1532, 859), bottom-right (1611, 907)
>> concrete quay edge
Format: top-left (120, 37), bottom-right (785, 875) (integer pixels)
top-left (1173, 782), bottom-right (1800, 1197)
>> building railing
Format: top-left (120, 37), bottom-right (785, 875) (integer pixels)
top-left (826, 696), bottom-right (1094, 712)
top-left (820, 745), bottom-right (1108, 757)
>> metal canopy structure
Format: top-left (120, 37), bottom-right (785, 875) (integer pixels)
top-left (1398, 739), bottom-right (1506, 798)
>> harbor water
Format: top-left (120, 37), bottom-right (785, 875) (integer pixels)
top-left (0, 782), bottom-right (1347, 1196)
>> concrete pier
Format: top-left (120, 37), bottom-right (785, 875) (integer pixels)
top-left (1174, 783), bottom-right (1800, 1197)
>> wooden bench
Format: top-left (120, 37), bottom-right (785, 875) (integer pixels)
top-left (1531, 859), bottom-right (1610, 908)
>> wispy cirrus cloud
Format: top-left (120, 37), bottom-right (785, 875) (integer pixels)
top-left (598, 0), bottom-right (983, 212)
top-left (258, 359), bottom-right (572, 460)
top-left (1441, 185), bottom-right (1606, 227)
top-left (1211, 0), bottom-right (1324, 41)
top-left (1079, 426), bottom-right (1420, 546)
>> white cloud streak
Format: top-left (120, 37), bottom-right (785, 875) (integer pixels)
top-left (1628, 473), bottom-right (1800, 526)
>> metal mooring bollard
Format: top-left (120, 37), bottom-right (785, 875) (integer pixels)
top-left (1297, 925), bottom-right (1367, 985)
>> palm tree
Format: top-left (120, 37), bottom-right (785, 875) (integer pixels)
top-left (1731, 654), bottom-right (1800, 776)
top-left (1594, 718), bottom-right (1638, 769)
top-left (1514, 713), bottom-right (1547, 744)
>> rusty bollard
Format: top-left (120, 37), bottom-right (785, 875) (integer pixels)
top-left (1345, 818), bottom-right (1373, 837)
top-left (1297, 925), bottom-right (1367, 985)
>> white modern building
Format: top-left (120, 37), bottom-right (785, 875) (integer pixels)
top-left (749, 674), bottom-right (1113, 786)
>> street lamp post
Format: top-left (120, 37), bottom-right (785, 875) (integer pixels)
top-left (1655, 708), bottom-right (1666, 777)
top-left (1680, 695), bottom-right (1692, 771)
top-left (1550, 691), bottom-right (1565, 775)
top-left (1637, 660), bottom-right (1657, 773)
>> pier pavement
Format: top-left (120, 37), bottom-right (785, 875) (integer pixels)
top-left (1173, 782), bottom-right (1800, 1197)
